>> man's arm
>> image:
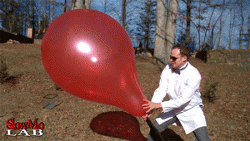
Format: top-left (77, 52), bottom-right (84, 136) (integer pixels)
top-left (151, 66), bottom-right (169, 103)
top-left (141, 66), bottom-right (169, 120)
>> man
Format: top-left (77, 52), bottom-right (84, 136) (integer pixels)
top-left (142, 44), bottom-right (210, 141)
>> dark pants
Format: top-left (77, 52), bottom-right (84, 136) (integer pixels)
top-left (148, 116), bottom-right (210, 141)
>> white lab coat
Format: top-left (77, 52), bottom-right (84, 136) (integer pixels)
top-left (151, 62), bottom-right (207, 134)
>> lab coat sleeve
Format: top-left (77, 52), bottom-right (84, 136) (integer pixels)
top-left (151, 66), bottom-right (169, 103)
top-left (161, 72), bottom-right (201, 113)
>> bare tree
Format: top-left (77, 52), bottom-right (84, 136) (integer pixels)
top-left (104, 0), bottom-right (107, 13)
top-left (216, 0), bottom-right (226, 50)
top-left (177, 0), bottom-right (212, 50)
top-left (71, 0), bottom-right (91, 10)
top-left (85, 0), bottom-right (91, 9)
top-left (248, 29), bottom-right (250, 49)
top-left (26, 0), bottom-right (30, 31)
top-left (44, 0), bottom-right (47, 33)
top-left (18, 0), bottom-right (24, 34)
top-left (184, 0), bottom-right (229, 50)
top-left (228, 8), bottom-right (236, 50)
top-left (198, 0), bottom-right (201, 50)
top-left (116, 0), bottom-right (142, 44)
top-left (121, 0), bottom-right (126, 28)
top-left (228, 8), bottom-right (232, 49)
top-left (64, 0), bottom-right (67, 12)
top-left (135, 0), bottom-right (156, 51)
top-left (177, 0), bottom-right (203, 50)
top-left (38, 0), bottom-right (41, 35)
top-left (209, 9), bottom-right (225, 49)
top-left (31, 0), bottom-right (35, 39)
top-left (248, 17), bottom-right (250, 49)
top-left (238, 0), bottom-right (244, 49)
top-left (71, 0), bottom-right (84, 10)
top-left (1, 0), bottom-right (39, 35)
top-left (154, 0), bottom-right (166, 67)
top-left (50, 0), bottom-right (54, 24)
top-left (202, 6), bottom-right (215, 45)
top-left (217, 13), bottom-right (223, 49)
top-left (0, 0), bottom-right (19, 33)
top-left (165, 0), bottom-right (179, 63)
top-left (185, 0), bottom-right (191, 45)
top-left (195, 0), bottom-right (211, 50)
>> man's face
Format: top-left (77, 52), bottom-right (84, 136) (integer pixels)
top-left (170, 48), bottom-right (187, 70)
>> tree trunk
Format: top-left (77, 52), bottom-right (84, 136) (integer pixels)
top-left (71, 0), bottom-right (84, 10)
top-left (198, 0), bottom-right (201, 50)
top-left (50, 0), bottom-right (54, 24)
top-left (228, 9), bottom-right (232, 49)
top-left (38, 0), bottom-right (41, 35)
top-left (210, 11), bottom-right (224, 50)
top-left (217, 17), bottom-right (222, 49)
top-left (248, 29), bottom-right (250, 49)
top-left (154, 0), bottom-right (166, 67)
top-left (217, 0), bottom-right (225, 50)
top-left (104, 0), bottom-right (107, 13)
top-left (121, 0), bottom-right (126, 28)
top-left (203, 7), bottom-right (215, 44)
top-left (27, 0), bottom-right (30, 29)
top-left (239, 0), bottom-right (244, 49)
top-left (64, 0), bottom-right (67, 12)
top-left (85, 0), bottom-right (91, 9)
top-left (9, 14), bottom-right (13, 33)
top-left (229, 8), bottom-right (235, 50)
top-left (165, 0), bottom-right (179, 63)
top-left (185, 0), bottom-right (191, 45)
top-left (18, 7), bottom-right (22, 34)
top-left (31, 0), bottom-right (35, 39)
top-left (44, 0), bottom-right (47, 33)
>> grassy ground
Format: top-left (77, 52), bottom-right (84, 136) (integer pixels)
top-left (0, 44), bottom-right (249, 141)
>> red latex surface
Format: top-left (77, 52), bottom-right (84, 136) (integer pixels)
top-left (41, 9), bottom-right (147, 117)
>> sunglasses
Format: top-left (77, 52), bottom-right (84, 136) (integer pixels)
top-left (170, 56), bottom-right (178, 61)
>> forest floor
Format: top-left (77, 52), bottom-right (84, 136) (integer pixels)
top-left (0, 44), bottom-right (249, 141)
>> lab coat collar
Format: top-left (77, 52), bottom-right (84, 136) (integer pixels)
top-left (171, 62), bottom-right (189, 75)
top-left (180, 62), bottom-right (189, 71)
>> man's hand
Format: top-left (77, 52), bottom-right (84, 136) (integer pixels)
top-left (142, 113), bottom-right (151, 121)
top-left (142, 99), bottom-right (162, 115)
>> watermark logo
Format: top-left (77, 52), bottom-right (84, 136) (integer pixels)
top-left (6, 118), bottom-right (44, 136)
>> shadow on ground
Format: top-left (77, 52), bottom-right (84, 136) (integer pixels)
top-left (161, 128), bottom-right (183, 141)
top-left (0, 74), bottom-right (22, 85)
top-left (90, 111), bottom-right (183, 141)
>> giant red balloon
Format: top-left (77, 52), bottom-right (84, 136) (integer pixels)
top-left (41, 9), bottom-right (147, 117)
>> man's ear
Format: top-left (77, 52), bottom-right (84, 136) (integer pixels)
top-left (182, 55), bottom-right (188, 62)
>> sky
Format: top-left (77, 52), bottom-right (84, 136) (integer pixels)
top-left (176, 0), bottom-right (250, 50)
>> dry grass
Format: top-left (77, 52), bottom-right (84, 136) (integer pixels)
top-left (0, 44), bottom-right (249, 141)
